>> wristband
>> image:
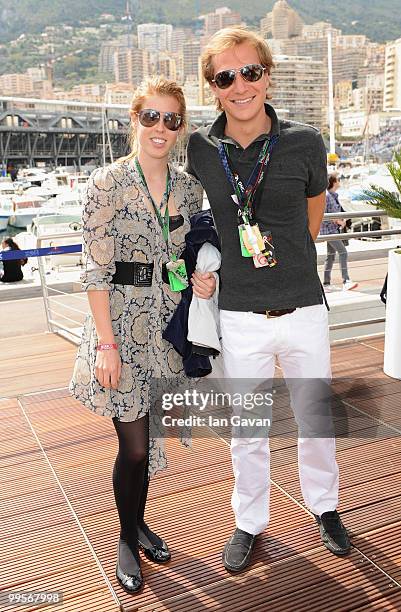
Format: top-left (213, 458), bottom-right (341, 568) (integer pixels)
top-left (97, 343), bottom-right (118, 351)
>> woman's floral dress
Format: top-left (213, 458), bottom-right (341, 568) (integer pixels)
top-left (69, 160), bottom-right (203, 475)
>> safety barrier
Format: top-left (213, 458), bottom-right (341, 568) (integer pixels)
top-left (6, 209), bottom-right (396, 344)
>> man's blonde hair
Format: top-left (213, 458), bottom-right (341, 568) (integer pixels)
top-left (201, 26), bottom-right (274, 111)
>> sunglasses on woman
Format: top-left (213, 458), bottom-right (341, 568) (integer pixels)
top-left (212, 63), bottom-right (267, 90)
top-left (136, 109), bottom-right (183, 131)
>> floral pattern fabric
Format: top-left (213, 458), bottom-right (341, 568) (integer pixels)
top-left (69, 160), bottom-right (203, 476)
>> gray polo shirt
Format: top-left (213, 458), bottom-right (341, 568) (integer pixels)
top-left (185, 103), bottom-right (328, 311)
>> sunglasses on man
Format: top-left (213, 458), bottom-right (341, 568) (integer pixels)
top-left (136, 109), bottom-right (183, 131)
top-left (212, 63), bottom-right (267, 90)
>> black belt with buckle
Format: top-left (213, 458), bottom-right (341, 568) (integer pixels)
top-left (253, 308), bottom-right (296, 318)
top-left (111, 261), bottom-right (154, 286)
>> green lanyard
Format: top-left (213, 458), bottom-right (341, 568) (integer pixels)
top-left (134, 157), bottom-right (172, 243)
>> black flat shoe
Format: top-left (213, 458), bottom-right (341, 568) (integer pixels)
top-left (138, 537), bottom-right (171, 563)
top-left (137, 524), bottom-right (171, 564)
top-left (116, 539), bottom-right (143, 594)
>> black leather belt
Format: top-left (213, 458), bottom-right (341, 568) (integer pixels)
top-left (253, 308), bottom-right (296, 318)
top-left (111, 261), bottom-right (154, 286)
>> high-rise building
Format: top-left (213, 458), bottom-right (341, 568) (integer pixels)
top-left (202, 7), bottom-right (242, 39)
top-left (171, 28), bottom-right (192, 54)
top-left (156, 54), bottom-right (177, 81)
top-left (270, 27), bottom-right (369, 86)
top-left (183, 40), bottom-right (201, 80)
top-left (335, 80), bottom-right (353, 110)
top-left (261, 1), bottom-right (303, 40)
top-left (137, 23), bottom-right (173, 53)
top-left (99, 36), bottom-right (136, 76)
top-left (351, 74), bottom-right (384, 113)
top-left (271, 55), bottom-right (326, 128)
top-left (114, 47), bottom-right (149, 85)
top-left (384, 37), bottom-right (401, 110)
top-left (302, 22), bottom-right (340, 43)
top-left (332, 46), bottom-right (368, 85)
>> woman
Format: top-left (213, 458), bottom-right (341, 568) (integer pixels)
top-left (70, 77), bottom-right (215, 594)
top-left (0, 237), bottom-right (27, 282)
top-left (321, 173), bottom-right (357, 291)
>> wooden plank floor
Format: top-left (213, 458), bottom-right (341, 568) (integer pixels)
top-left (1, 333), bottom-right (401, 611)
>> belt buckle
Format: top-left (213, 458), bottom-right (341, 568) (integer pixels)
top-left (133, 262), bottom-right (153, 287)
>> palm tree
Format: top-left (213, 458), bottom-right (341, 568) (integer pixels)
top-left (362, 151), bottom-right (401, 219)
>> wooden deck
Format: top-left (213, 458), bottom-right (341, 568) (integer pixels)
top-left (1, 333), bottom-right (401, 611)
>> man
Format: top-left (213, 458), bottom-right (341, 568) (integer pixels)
top-left (187, 26), bottom-right (350, 573)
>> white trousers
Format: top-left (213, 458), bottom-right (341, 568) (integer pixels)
top-left (220, 305), bottom-right (339, 535)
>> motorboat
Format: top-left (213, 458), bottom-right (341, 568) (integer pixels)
top-left (68, 174), bottom-right (88, 195)
top-left (42, 172), bottom-right (88, 196)
top-left (0, 184), bottom-right (16, 230)
top-left (46, 191), bottom-right (82, 217)
top-left (30, 213), bottom-right (83, 268)
top-left (8, 195), bottom-right (51, 228)
top-left (0, 198), bottom-right (13, 231)
top-left (24, 186), bottom-right (54, 199)
top-left (17, 168), bottom-right (49, 186)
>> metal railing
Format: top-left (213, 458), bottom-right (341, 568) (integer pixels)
top-left (36, 231), bottom-right (86, 344)
top-left (318, 209), bottom-right (397, 338)
top-left (37, 210), bottom-right (400, 344)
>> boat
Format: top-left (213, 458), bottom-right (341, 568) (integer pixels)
top-left (17, 168), bottom-right (49, 186)
top-left (30, 213), bottom-right (83, 268)
top-left (0, 184), bottom-right (16, 230)
top-left (68, 174), bottom-right (88, 194)
top-left (0, 199), bottom-right (13, 231)
top-left (8, 194), bottom-right (51, 228)
top-left (46, 191), bottom-right (83, 217)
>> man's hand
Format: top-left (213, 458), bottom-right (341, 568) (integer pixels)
top-left (191, 271), bottom-right (216, 299)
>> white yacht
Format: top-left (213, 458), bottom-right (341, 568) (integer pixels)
top-left (30, 213), bottom-right (83, 268)
top-left (46, 191), bottom-right (82, 217)
top-left (17, 168), bottom-right (49, 186)
top-left (8, 194), bottom-right (51, 228)
top-left (0, 184), bottom-right (16, 231)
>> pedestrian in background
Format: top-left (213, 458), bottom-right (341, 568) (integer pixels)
top-left (321, 173), bottom-right (358, 291)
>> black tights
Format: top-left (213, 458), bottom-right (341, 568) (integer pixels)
top-left (112, 414), bottom-right (161, 569)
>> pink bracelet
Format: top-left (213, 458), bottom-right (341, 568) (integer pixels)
top-left (97, 343), bottom-right (118, 351)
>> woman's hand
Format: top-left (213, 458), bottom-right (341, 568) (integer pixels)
top-left (191, 271), bottom-right (216, 299)
top-left (95, 349), bottom-right (122, 389)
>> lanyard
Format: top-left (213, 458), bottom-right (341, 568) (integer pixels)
top-left (135, 157), bottom-right (171, 243)
top-left (217, 134), bottom-right (278, 222)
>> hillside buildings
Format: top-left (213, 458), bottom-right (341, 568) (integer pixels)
top-left (2, 0), bottom-right (400, 139)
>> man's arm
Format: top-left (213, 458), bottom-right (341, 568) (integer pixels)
top-left (307, 191), bottom-right (326, 241)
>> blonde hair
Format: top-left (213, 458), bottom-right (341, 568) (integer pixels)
top-left (201, 26), bottom-right (274, 111)
top-left (118, 76), bottom-right (187, 163)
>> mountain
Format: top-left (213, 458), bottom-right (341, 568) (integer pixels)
top-left (0, 0), bottom-right (400, 44)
